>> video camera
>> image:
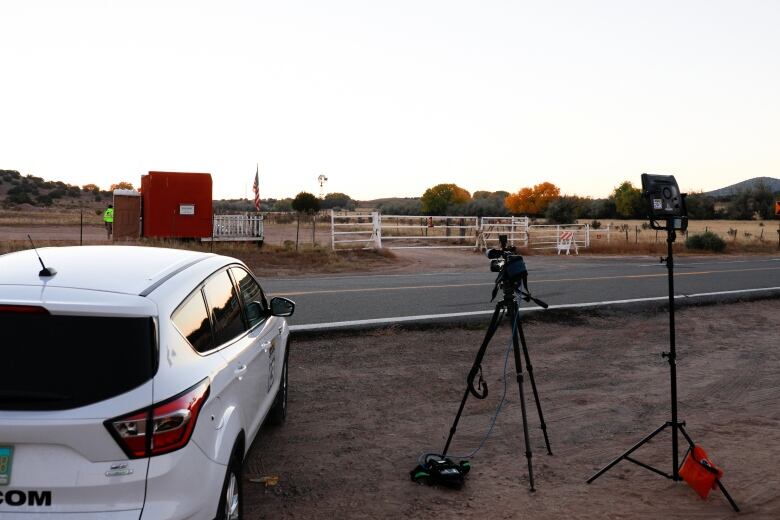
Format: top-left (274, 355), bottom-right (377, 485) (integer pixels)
top-left (486, 235), bottom-right (548, 308)
top-left (487, 234), bottom-right (528, 286)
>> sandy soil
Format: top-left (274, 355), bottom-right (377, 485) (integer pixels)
top-left (244, 299), bottom-right (780, 519)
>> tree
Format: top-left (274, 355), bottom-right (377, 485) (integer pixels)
top-left (579, 198), bottom-right (617, 219)
top-left (291, 192), bottom-right (320, 213)
top-left (110, 181), bottom-right (134, 191)
top-left (377, 198), bottom-right (421, 215)
top-left (420, 184), bottom-right (471, 215)
top-left (685, 192), bottom-right (716, 219)
top-left (505, 182), bottom-right (561, 215)
top-left (611, 181), bottom-right (644, 218)
top-left (321, 192), bottom-right (356, 210)
top-left (545, 196), bottom-right (585, 224)
top-left (291, 192), bottom-right (320, 251)
top-left (726, 182), bottom-right (774, 219)
top-left (82, 183), bottom-right (100, 193)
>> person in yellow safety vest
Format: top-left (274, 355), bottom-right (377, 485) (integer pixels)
top-left (103, 204), bottom-right (114, 240)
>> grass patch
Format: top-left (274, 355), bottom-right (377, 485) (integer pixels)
top-left (0, 238), bottom-right (401, 277)
top-left (0, 208), bottom-right (103, 226)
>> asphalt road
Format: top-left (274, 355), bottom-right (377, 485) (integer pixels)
top-left (260, 255), bottom-right (780, 330)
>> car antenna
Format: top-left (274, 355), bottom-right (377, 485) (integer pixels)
top-left (27, 234), bottom-right (57, 277)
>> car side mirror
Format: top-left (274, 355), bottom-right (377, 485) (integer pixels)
top-left (270, 297), bottom-right (295, 317)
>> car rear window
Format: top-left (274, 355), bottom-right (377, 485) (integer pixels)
top-left (0, 312), bottom-right (157, 411)
top-left (172, 289), bottom-right (214, 353)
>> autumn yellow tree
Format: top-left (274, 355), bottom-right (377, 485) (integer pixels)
top-left (82, 183), bottom-right (101, 192)
top-left (110, 181), bottom-right (134, 190)
top-left (505, 182), bottom-right (561, 215)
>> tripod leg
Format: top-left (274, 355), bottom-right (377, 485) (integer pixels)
top-left (441, 304), bottom-right (504, 457)
top-left (515, 311), bottom-right (552, 455)
top-left (509, 302), bottom-right (535, 492)
top-left (587, 423), bottom-right (668, 483)
top-left (441, 387), bottom-right (472, 457)
top-left (678, 425), bottom-right (740, 512)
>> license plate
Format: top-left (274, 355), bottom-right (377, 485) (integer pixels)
top-left (0, 446), bottom-right (13, 486)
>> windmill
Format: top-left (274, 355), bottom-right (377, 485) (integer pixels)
top-left (318, 174), bottom-right (328, 199)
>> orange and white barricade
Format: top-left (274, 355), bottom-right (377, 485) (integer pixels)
top-left (557, 231), bottom-right (579, 255)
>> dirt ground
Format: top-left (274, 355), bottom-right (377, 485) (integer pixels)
top-left (244, 299), bottom-right (780, 519)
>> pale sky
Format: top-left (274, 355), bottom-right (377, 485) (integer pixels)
top-left (2, 1), bottom-right (779, 201)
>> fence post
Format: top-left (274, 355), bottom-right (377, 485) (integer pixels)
top-left (330, 210), bottom-right (335, 250)
top-left (524, 217), bottom-right (529, 247)
top-left (585, 223), bottom-right (590, 247)
top-left (556, 225), bottom-right (560, 249)
top-left (511, 217), bottom-right (516, 245)
top-left (372, 211), bottom-right (382, 248)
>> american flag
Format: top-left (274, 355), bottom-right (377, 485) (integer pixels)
top-left (252, 164), bottom-right (260, 212)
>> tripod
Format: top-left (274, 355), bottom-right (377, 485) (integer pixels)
top-left (441, 277), bottom-right (552, 492)
top-left (587, 218), bottom-right (739, 512)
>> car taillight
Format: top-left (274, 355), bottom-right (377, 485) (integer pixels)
top-left (0, 305), bottom-right (49, 314)
top-left (106, 379), bottom-right (210, 459)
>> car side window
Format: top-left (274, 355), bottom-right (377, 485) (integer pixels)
top-left (172, 289), bottom-right (214, 353)
top-left (230, 267), bottom-right (267, 329)
top-left (202, 270), bottom-right (247, 346)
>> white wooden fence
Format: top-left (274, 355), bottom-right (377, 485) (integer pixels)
top-left (204, 214), bottom-right (264, 242)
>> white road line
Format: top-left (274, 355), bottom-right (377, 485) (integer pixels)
top-left (289, 286), bottom-right (780, 331)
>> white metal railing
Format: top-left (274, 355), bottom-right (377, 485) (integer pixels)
top-left (331, 211), bottom-right (380, 249)
top-left (527, 224), bottom-right (590, 250)
top-left (478, 216), bottom-right (529, 249)
top-left (379, 215), bottom-right (479, 249)
top-left (207, 214), bottom-right (264, 242)
top-left (329, 211), bottom-right (592, 251)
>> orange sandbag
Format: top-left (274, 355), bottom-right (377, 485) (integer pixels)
top-left (679, 445), bottom-right (724, 499)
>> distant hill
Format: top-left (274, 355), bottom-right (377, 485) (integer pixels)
top-left (0, 169), bottom-right (111, 210)
top-left (704, 177), bottom-right (780, 198)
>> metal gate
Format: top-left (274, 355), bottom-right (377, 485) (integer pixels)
top-left (331, 212), bottom-right (380, 250)
top-left (379, 215), bottom-right (479, 249)
top-left (478, 216), bottom-right (529, 249)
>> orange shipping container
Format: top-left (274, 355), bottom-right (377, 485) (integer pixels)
top-left (141, 172), bottom-right (212, 239)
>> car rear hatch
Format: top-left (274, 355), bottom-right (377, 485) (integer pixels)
top-left (0, 289), bottom-right (157, 516)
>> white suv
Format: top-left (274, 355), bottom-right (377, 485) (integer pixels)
top-left (0, 245), bottom-right (294, 519)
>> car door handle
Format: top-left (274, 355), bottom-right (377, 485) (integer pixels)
top-left (260, 341), bottom-right (272, 351)
top-left (234, 364), bottom-right (247, 376)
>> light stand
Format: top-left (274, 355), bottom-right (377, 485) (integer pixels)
top-left (587, 214), bottom-right (739, 512)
